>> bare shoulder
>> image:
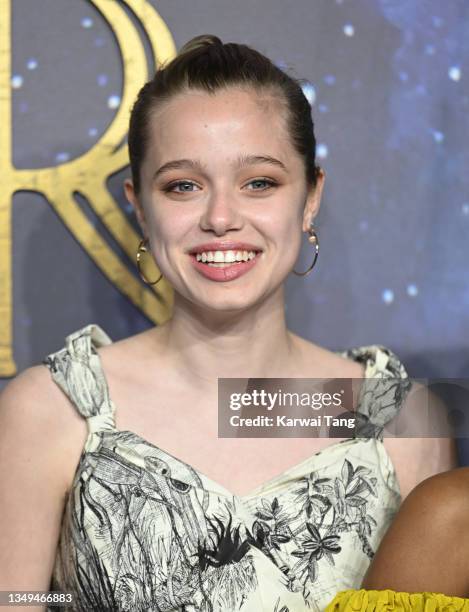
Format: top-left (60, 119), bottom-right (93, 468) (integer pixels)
top-left (408, 466), bottom-right (469, 512)
top-left (380, 466), bottom-right (469, 533)
top-left (393, 379), bottom-right (454, 435)
top-left (362, 467), bottom-right (469, 594)
top-left (97, 325), bottom-right (164, 363)
top-left (0, 364), bottom-right (89, 495)
top-left (292, 338), bottom-right (459, 496)
top-left (290, 332), bottom-right (366, 378)
top-left (0, 366), bottom-right (89, 590)
top-left (0, 364), bottom-right (65, 431)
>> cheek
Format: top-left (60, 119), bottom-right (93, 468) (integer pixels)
top-left (260, 211), bottom-right (302, 246)
top-left (146, 202), bottom-right (192, 241)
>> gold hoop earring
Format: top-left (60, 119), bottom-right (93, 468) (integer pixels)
top-left (136, 238), bottom-right (163, 285)
top-left (292, 224), bottom-right (319, 276)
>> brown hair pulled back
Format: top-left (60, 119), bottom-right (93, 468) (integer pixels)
top-left (128, 34), bottom-right (320, 195)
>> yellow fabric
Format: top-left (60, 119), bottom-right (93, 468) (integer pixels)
top-left (325, 589), bottom-right (469, 612)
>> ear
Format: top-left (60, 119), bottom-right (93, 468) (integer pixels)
top-left (302, 167), bottom-right (325, 232)
top-left (124, 178), bottom-right (148, 238)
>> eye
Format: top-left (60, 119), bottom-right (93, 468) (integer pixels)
top-left (246, 178), bottom-right (277, 191)
top-left (162, 177), bottom-right (277, 195)
top-left (163, 180), bottom-right (199, 194)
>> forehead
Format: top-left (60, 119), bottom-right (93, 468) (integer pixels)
top-left (145, 87), bottom-right (293, 164)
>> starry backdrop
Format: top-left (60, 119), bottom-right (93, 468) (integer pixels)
top-left (3, 2), bottom-right (468, 398)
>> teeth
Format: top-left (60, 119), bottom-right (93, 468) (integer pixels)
top-left (195, 249), bottom-right (258, 263)
top-left (224, 250), bottom-right (236, 263)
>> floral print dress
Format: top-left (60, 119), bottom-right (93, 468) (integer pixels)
top-left (43, 323), bottom-right (412, 612)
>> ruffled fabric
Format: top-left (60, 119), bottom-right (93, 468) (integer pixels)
top-left (325, 589), bottom-right (469, 611)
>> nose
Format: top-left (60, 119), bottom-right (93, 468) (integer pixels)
top-left (199, 189), bottom-right (243, 235)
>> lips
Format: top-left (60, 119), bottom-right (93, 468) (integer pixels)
top-left (189, 250), bottom-right (262, 282)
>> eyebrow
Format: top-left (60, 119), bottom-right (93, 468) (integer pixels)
top-left (152, 154), bottom-right (288, 182)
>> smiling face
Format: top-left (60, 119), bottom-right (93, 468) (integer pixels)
top-left (125, 86), bottom-right (325, 312)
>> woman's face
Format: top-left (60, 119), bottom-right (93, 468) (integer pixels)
top-left (125, 86), bottom-right (324, 312)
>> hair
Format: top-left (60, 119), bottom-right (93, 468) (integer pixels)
top-left (127, 34), bottom-right (320, 195)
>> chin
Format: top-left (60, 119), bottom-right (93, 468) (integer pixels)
top-left (196, 291), bottom-right (263, 313)
top-left (205, 297), bottom-right (256, 312)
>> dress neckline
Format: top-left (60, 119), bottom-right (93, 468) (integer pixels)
top-left (81, 324), bottom-right (381, 501)
top-left (109, 427), bottom-right (375, 501)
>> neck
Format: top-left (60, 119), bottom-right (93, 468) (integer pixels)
top-left (153, 285), bottom-right (302, 388)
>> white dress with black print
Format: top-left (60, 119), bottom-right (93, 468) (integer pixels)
top-left (43, 323), bottom-right (412, 612)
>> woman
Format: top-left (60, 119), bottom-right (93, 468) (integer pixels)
top-left (0, 35), bottom-right (456, 611)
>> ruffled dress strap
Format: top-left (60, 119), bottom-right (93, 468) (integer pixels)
top-left (346, 344), bottom-right (413, 440)
top-left (41, 323), bottom-right (117, 435)
top-left (325, 588), bottom-right (469, 611)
